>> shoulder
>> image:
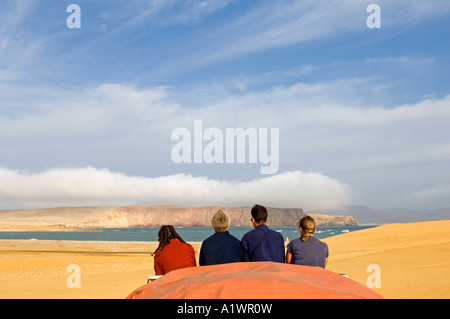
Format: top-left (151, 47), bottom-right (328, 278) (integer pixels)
top-left (173, 239), bottom-right (193, 249)
top-left (269, 228), bottom-right (282, 235)
top-left (289, 237), bottom-right (301, 244)
top-left (287, 237), bottom-right (301, 247)
top-left (311, 236), bottom-right (328, 247)
top-left (242, 228), bottom-right (258, 239)
top-left (311, 236), bottom-right (326, 243)
top-left (225, 232), bottom-right (241, 242)
top-left (268, 228), bottom-right (284, 239)
top-left (181, 241), bottom-right (195, 253)
top-left (202, 233), bottom-right (215, 243)
top-left (218, 231), bottom-right (238, 239)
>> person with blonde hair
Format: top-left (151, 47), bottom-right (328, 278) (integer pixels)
top-left (286, 215), bottom-right (329, 268)
top-left (199, 209), bottom-right (242, 266)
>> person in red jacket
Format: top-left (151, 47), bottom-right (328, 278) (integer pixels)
top-left (152, 225), bottom-right (196, 275)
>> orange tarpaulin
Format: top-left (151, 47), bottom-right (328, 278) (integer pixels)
top-left (126, 262), bottom-right (383, 299)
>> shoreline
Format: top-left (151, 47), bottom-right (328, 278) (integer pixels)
top-left (1, 220), bottom-right (449, 299)
top-left (0, 224), bottom-right (369, 233)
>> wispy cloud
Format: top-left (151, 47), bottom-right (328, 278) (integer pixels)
top-left (1, 1), bottom-right (448, 86)
top-left (155, 0), bottom-right (450, 73)
top-left (0, 0), bottom-right (44, 81)
top-left (171, 0), bottom-right (235, 25)
top-left (0, 0), bottom-right (35, 31)
top-left (102, 0), bottom-right (234, 33)
top-left (0, 0), bottom-right (235, 84)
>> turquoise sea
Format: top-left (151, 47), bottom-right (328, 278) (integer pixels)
top-left (0, 225), bottom-right (376, 242)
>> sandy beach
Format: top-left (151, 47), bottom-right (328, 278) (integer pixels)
top-left (1, 220), bottom-right (449, 299)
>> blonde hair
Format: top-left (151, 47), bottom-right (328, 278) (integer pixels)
top-left (297, 215), bottom-right (316, 242)
top-left (211, 209), bottom-right (230, 232)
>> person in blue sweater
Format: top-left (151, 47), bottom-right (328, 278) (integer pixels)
top-left (199, 209), bottom-right (243, 266)
top-left (240, 204), bottom-right (285, 263)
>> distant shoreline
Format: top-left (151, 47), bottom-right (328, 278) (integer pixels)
top-left (0, 205), bottom-right (358, 231)
top-left (0, 225), bottom-right (376, 243)
top-left (0, 225), bottom-right (376, 233)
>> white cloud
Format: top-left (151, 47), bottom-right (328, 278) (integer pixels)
top-left (174, 0), bottom-right (234, 24)
top-left (1, 79), bottom-right (449, 208)
top-left (0, 166), bottom-right (352, 210)
top-left (2, 79), bottom-right (450, 167)
top-left (108, 0), bottom-right (233, 31)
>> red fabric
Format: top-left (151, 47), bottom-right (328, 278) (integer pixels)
top-left (128, 262), bottom-right (383, 299)
top-left (154, 239), bottom-right (196, 275)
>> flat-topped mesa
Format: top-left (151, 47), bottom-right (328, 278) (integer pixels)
top-left (307, 214), bottom-right (358, 226)
top-left (0, 206), bottom-right (358, 230)
top-left (78, 206), bottom-right (358, 228)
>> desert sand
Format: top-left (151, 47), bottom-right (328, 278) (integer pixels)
top-left (0, 220), bottom-right (449, 299)
top-left (324, 219), bottom-right (450, 299)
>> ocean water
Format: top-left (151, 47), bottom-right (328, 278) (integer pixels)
top-left (0, 225), bottom-right (376, 242)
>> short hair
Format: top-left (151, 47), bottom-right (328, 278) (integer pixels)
top-left (251, 204), bottom-right (268, 223)
top-left (211, 209), bottom-right (230, 232)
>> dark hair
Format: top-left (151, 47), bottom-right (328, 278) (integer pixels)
top-left (151, 225), bottom-right (188, 257)
top-left (251, 204), bottom-right (268, 223)
top-left (297, 215), bottom-right (315, 242)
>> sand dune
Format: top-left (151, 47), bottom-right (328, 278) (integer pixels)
top-left (323, 220), bottom-right (450, 299)
top-left (0, 220), bottom-right (449, 298)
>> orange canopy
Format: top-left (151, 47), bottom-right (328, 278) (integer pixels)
top-left (126, 262), bottom-right (383, 299)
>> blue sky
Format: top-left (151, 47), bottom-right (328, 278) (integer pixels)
top-left (1, 0), bottom-right (450, 211)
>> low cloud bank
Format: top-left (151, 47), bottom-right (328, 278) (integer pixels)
top-left (0, 166), bottom-right (352, 210)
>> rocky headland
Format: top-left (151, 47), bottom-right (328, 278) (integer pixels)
top-left (0, 206), bottom-right (358, 231)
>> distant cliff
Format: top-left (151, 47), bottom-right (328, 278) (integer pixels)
top-left (69, 206), bottom-right (358, 227)
top-left (0, 206), bottom-right (358, 230)
top-left (306, 214), bottom-right (358, 226)
top-left (79, 206), bottom-right (310, 228)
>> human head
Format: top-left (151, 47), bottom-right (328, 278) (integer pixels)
top-left (157, 225), bottom-right (177, 242)
top-left (297, 215), bottom-right (316, 242)
top-left (152, 225), bottom-right (187, 256)
top-left (251, 204), bottom-right (268, 226)
top-left (211, 209), bottom-right (230, 232)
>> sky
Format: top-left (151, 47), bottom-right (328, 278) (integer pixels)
top-left (0, 0), bottom-right (449, 211)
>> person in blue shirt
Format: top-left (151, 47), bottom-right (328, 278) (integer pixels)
top-left (199, 209), bottom-right (242, 266)
top-left (286, 215), bottom-right (329, 268)
top-left (240, 204), bottom-right (285, 263)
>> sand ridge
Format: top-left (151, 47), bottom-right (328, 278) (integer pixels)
top-left (323, 220), bottom-right (450, 299)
